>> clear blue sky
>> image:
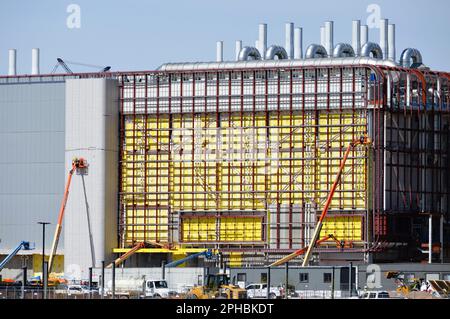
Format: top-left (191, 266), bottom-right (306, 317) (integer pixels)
top-left (0, 0), bottom-right (449, 74)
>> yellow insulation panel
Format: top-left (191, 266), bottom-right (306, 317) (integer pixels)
top-left (320, 216), bottom-right (363, 241)
top-left (181, 217), bottom-right (263, 242)
top-left (121, 110), bottom-right (367, 246)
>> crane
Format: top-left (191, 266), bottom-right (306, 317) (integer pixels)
top-left (165, 249), bottom-right (214, 268)
top-left (51, 58), bottom-right (111, 74)
top-left (269, 135), bottom-right (372, 267)
top-left (48, 158), bottom-right (87, 273)
top-left (0, 241), bottom-right (33, 271)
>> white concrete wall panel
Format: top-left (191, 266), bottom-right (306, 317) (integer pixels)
top-left (64, 78), bottom-right (119, 279)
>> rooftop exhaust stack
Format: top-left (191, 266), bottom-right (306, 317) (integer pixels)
top-left (388, 24), bottom-right (396, 62)
top-left (380, 19), bottom-right (389, 60)
top-left (294, 27), bottom-right (303, 59)
top-left (320, 26), bottom-right (326, 48)
top-left (285, 22), bottom-right (294, 59)
top-left (352, 20), bottom-right (361, 56)
top-left (324, 21), bottom-right (334, 57)
top-left (31, 48), bottom-right (40, 75)
top-left (361, 25), bottom-right (369, 48)
top-left (216, 41), bottom-right (223, 62)
top-left (258, 23), bottom-right (267, 60)
top-left (8, 49), bottom-right (16, 76)
top-left (235, 40), bottom-right (242, 61)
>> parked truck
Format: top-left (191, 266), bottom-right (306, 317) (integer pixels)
top-left (104, 278), bottom-right (170, 299)
top-left (245, 283), bottom-right (282, 299)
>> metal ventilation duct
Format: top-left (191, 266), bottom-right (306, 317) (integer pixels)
top-left (388, 24), bottom-right (396, 62)
top-left (305, 44), bottom-right (328, 59)
top-left (238, 47), bottom-right (262, 61)
top-left (400, 48), bottom-right (423, 68)
top-left (379, 19), bottom-right (389, 60)
top-left (285, 22), bottom-right (294, 59)
top-left (333, 43), bottom-right (355, 58)
top-left (294, 27), bottom-right (303, 59)
top-left (235, 40), bottom-right (242, 61)
top-left (258, 23), bottom-right (267, 60)
top-left (8, 49), bottom-right (16, 76)
top-left (265, 45), bottom-right (288, 60)
top-left (320, 26), bottom-right (326, 48)
top-left (361, 42), bottom-right (383, 59)
top-left (31, 48), bottom-right (40, 75)
top-left (216, 41), bottom-right (223, 62)
top-left (360, 25), bottom-right (369, 48)
top-left (158, 57), bottom-right (397, 72)
top-left (352, 20), bottom-right (361, 56)
top-left (324, 21), bottom-right (334, 57)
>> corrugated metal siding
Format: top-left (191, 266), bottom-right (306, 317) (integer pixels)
top-left (0, 82), bottom-right (65, 254)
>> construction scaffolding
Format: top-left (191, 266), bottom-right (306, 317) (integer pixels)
top-left (117, 65), bottom-right (450, 264)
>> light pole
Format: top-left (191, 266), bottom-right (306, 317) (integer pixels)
top-left (37, 222), bottom-right (50, 298)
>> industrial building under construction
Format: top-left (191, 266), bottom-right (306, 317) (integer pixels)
top-left (0, 18), bottom-right (449, 280)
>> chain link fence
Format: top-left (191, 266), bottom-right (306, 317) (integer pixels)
top-left (0, 287), bottom-right (107, 299)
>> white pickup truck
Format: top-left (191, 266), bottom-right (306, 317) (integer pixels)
top-left (245, 283), bottom-right (282, 299)
top-left (104, 278), bottom-right (171, 299)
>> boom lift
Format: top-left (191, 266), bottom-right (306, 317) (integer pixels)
top-left (0, 241), bottom-right (33, 271)
top-left (270, 234), bottom-right (343, 267)
top-left (301, 136), bottom-right (371, 266)
top-left (48, 158), bottom-right (87, 273)
top-left (270, 136), bottom-right (372, 267)
top-left (107, 241), bottom-right (171, 268)
top-left (107, 242), bottom-right (146, 268)
top-left (166, 249), bottom-right (214, 268)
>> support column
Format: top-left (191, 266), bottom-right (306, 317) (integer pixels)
top-left (285, 263), bottom-right (289, 299)
top-left (429, 214), bottom-right (433, 264)
top-left (440, 214), bottom-right (444, 263)
top-left (266, 267), bottom-right (271, 299)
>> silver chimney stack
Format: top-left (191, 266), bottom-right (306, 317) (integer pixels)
top-left (380, 19), bottom-right (389, 60)
top-left (31, 48), bottom-right (40, 75)
top-left (320, 26), bottom-right (326, 48)
top-left (324, 21), bottom-right (334, 57)
top-left (388, 24), bottom-right (396, 62)
top-left (216, 41), bottom-right (223, 62)
top-left (352, 20), bottom-right (361, 56)
top-left (258, 23), bottom-right (267, 60)
top-left (235, 40), bottom-right (242, 61)
top-left (360, 25), bottom-right (369, 48)
top-left (294, 27), bottom-right (303, 59)
top-left (285, 22), bottom-right (294, 59)
top-left (8, 49), bottom-right (16, 76)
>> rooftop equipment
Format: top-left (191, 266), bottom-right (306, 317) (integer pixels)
top-left (51, 58), bottom-right (111, 74)
top-left (31, 48), bottom-right (40, 75)
top-left (352, 20), bottom-right (361, 56)
top-left (8, 49), bottom-right (16, 76)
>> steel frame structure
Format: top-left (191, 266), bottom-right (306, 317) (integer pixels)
top-left (1, 65), bottom-right (447, 264)
top-left (116, 63), bottom-right (450, 264)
